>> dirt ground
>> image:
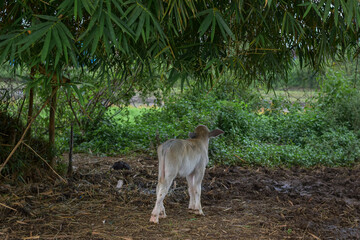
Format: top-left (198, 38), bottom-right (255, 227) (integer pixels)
top-left (1, 154), bottom-right (359, 239)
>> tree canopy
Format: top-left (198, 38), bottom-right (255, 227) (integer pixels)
top-left (0, 0), bottom-right (359, 87)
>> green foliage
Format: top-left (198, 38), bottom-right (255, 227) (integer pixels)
top-left (70, 82), bottom-right (360, 167)
top-left (1, 0), bottom-right (359, 90)
top-left (74, 118), bottom-right (127, 155)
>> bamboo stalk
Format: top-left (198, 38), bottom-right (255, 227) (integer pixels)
top-left (67, 123), bottom-right (73, 177)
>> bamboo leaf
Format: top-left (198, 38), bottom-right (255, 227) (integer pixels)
top-left (281, 12), bottom-right (287, 35)
top-left (106, 15), bottom-right (118, 46)
top-left (57, 0), bottom-right (72, 15)
top-left (334, 0), bottom-right (339, 26)
top-left (0, 41), bottom-right (11, 64)
top-left (312, 3), bottom-right (322, 18)
top-left (355, 3), bottom-right (360, 30)
top-left (35, 15), bottom-right (59, 21)
top-left (58, 22), bottom-right (74, 40)
top-left (303, 3), bottom-right (312, 18)
top-left (81, 0), bottom-right (93, 14)
top-left (54, 49), bottom-right (61, 67)
top-left (74, 0), bottom-right (78, 20)
top-left (27, 22), bottom-right (53, 31)
top-left (124, 2), bottom-right (136, 17)
top-left (80, 28), bottom-right (95, 52)
top-left (211, 14), bottom-right (216, 42)
top-left (323, 0), bottom-right (331, 22)
top-left (346, 0), bottom-right (354, 26)
top-left (91, 27), bottom-right (101, 55)
top-left (0, 38), bottom-right (12, 48)
top-left (18, 27), bottom-right (50, 52)
top-left (63, 41), bottom-right (69, 64)
top-left (99, 14), bottom-right (105, 37)
top-left (52, 27), bottom-right (63, 53)
top-left (77, 0), bottom-right (83, 20)
top-left (69, 48), bottom-right (78, 67)
top-left (41, 30), bottom-right (52, 62)
top-left (71, 85), bottom-right (85, 106)
top-left (145, 14), bottom-right (150, 41)
top-left (109, 12), bottom-right (135, 36)
top-left (0, 33), bottom-right (17, 41)
top-left (111, 0), bottom-right (126, 16)
top-left (215, 11), bottom-right (235, 40)
top-left (196, 9), bottom-right (213, 17)
top-left (58, 28), bottom-right (72, 52)
top-left (204, 58), bottom-right (218, 71)
top-left (135, 12), bottom-right (145, 41)
top-left (103, 32), bottom-right (111, 54)
top-left (198, 12), bottom-right (213, 36)
top-left (78, 7), bottom-right (101, 41)
top-left (10, 43), bottom-right (16, 63)
top-left (139, 3), bottom-right (165, 40)
top-left (128, 5), bottom-right (143, 26)
top-left (122, 35), bottom-right (129, 53)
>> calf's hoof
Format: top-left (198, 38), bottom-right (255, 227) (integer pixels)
top-left (188, 209), bottom-right (205, 216)
top-left (195, 210), bottom-right (205, 216)
top-left (149, 215), bottom-right (159, 224)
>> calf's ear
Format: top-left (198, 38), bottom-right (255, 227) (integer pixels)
top-left (189, 132), bottom-right (197, 139)
top-left (209, 129), bottom-right (224, 138)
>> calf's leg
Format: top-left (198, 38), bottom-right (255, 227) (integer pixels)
top-left (193, 169), bottom-right (205, 215)
top-left (186, 173), bottom-right (196, 210)
top-left (150, 175), bottom-right (175, 223)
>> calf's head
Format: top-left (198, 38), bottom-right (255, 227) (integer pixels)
top-left (189, 125), bottom-right (224, 139)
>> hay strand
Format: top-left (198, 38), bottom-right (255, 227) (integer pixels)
top-left (21, 141), bottom-right (67, 184)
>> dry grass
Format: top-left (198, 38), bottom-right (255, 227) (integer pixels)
top-left (1, 154), bottom-right (359, 239)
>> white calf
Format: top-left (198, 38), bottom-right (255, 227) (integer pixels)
top-left (150, 125), bottom-right (224, 223)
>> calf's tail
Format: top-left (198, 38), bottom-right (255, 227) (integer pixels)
top-left (157, 145), bottom-right (166, 183)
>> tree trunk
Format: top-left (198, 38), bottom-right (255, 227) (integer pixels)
top-left (49, 86), bottom-right (58, 167)
top-left (67, 123), bottom-right (73, 177)
top-left (26, 68), bottom-right (36, 139)
top-left (26, 88), bottom-right (34, 137)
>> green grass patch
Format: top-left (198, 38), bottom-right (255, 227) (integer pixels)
top-left (106, 105), bottom-right (151, 124)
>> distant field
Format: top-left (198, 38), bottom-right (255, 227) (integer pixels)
top-left (259, 88), bottom-right (318, 102)
top-left (106, 88), bottom-right (318, 123)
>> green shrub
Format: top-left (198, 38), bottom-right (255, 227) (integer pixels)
top-left (304, 127), bottom-right (360, 166)
top-left (317, 69), bottom-right (360, 130)
top-left (216, 101), bottom-right (255, 142)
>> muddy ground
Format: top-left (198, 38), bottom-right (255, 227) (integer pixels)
top-left (1, 154), bottom-right (359, 239)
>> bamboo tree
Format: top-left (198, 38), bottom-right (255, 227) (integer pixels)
top-left (0, 0), bottom-right (359, 172)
